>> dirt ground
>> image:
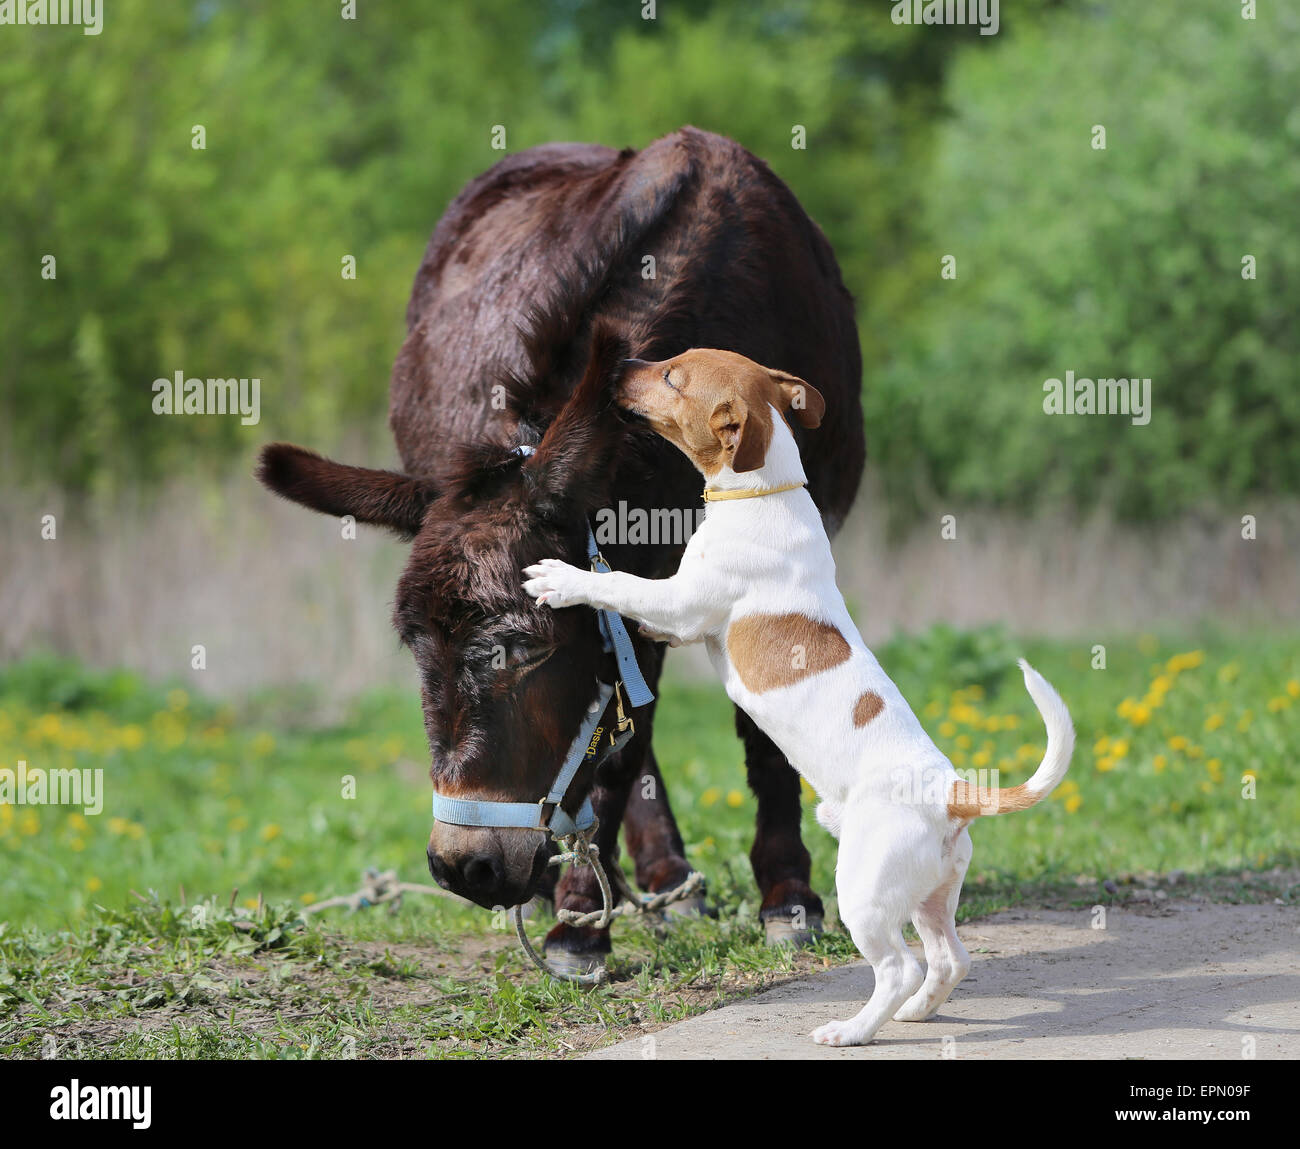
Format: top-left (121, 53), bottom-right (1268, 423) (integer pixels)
top-left (586, 900), bottom-right (1300, 1059)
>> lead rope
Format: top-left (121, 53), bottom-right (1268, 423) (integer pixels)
top-left (512, 818), bottom-right (707, 984)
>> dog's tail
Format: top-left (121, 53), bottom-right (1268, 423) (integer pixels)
top-left (947, 659), bottom-right (1074, 819)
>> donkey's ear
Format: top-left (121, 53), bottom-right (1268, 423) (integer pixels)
top-left (257, 443), bottom-right (438, 539)
top-left (526, 321), bottom-right (630, 509)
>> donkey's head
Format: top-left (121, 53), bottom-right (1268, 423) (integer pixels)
top-left (257, 327), bottom-right (633, 908)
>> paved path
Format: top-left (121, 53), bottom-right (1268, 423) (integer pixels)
top-left (587, 902), bottom-right (1300, 1059)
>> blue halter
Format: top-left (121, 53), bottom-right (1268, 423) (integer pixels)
top-left (430, 497), bottom-right (655, 837)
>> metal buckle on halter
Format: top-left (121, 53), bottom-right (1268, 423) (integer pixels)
top-left (536, 798), bottom-right (558, 830)
top-left (610, 679), bottom-right (635, 748)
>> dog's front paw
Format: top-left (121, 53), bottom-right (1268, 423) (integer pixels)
top-left (522, 559), bottom-right (591, 609)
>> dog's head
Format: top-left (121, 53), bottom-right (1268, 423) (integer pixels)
top-left (616, 349), bottom-right (825, 476)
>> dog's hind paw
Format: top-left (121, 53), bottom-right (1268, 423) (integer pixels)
top-left (891, 996), bottom-right (937, 1022)
top-left (812, 1019), bottom-right (871, 1047)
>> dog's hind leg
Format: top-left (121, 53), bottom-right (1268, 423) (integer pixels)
top-left (893, 825), bottom-right (973, 1022)
top-left (811, 811), bottom-right (928, 1047)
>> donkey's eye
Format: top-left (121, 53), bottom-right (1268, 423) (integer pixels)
top-left (509, 647), bottom-right (555, 677)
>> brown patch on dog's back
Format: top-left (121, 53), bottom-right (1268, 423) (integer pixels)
top-left (727, 613), bottom-right (850, 693)
top-left (853, 690), bottom-right (885, 726)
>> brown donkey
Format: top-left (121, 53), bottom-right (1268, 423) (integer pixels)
top-left (257, 126), bottom-right (865, 973)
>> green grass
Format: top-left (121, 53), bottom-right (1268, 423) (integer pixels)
top-left (1, 626), bottom-right (1297, 1057)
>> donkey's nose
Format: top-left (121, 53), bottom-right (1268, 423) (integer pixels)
top-left (460, 853), bottom-right (504, 897)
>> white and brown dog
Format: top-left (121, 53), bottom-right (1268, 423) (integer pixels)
top-left (523, 349), bottom-right (1075, 1046)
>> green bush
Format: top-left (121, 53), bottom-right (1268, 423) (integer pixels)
top-left (872, 0), bottom-right (1300, 520)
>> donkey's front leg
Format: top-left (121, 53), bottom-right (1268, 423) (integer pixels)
top-left (736, 706), bottom-right (825, 948)
top-left (542, 768), bottom-right (634, 977)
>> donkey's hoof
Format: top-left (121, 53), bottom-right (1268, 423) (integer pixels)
top-left (764, 913), bottom-right (824, 949)
top-left (662, 895), bottom-right (709, 923)
top-left (541, 948), bottom-right (606, 978)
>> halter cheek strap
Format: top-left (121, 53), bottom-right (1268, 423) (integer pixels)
top-left (430, 497), bottom-right (655, 836)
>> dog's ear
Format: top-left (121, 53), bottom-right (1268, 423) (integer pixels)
top-left (767, 368), bottom-right (825, 430)
top-left (710, 397), bottom-right (770, 473)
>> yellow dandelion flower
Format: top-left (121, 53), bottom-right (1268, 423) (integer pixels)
top-left (1065, 794), bottom-right (1083, 814)
top-left (1096, 756), bottom-right (1117, 773)
top-left (1117, 698), bottom-right (1136, 719)
top-left (120, 724), bottom-right (145, 750)
top-left (67, 812), bottom-right (88, 831)
top-left (259, 823), bottom-right (282, 842)
top-left (1267, 696), bottom-right (1289, 713)
top-left (972, 750), bottom-right (991, 768)
top-left (1168, 735), bottom-right (1189, 752)
top-left (228, 816), bottom-right (249, 832)
top-left (86, 876), bottom-right (102, 892)
top-left (1204, 713), bottom-right (1224, 732)
top-left (1288, 680), bottom-right (1300, 699)
top-left (300, 892), bottom-right (317, 905)
top-left (725, 789), bottom-right (745, 808)
top-left (1152, 754), bottom-right (1167, 773)
top-left (1130, 704), bottom-right (1151, 726)
top-left (1216, 663), bottom-right (1240, 685)
top-left (1094, 736), bottom-right (1112, 756)
top-left (126, 821), bottom-right (145, 840)
top-left (69, 837), bottom-right (85, 852)
top-left (939, 721), bottom-right (958, 738)
top-left (107, 815), bottom-right (129, 835)
top-left (1186, 744), bottom-right (1203, 759)
top-left (1110, 739), bottom-right (1129, 758)
top-left (955, 733), bottom-right (972, 750)
top-left (700, 787), bottom-right (720, 808)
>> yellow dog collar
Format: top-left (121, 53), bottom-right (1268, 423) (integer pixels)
top-left (702, 481), bottom-right (806, 502)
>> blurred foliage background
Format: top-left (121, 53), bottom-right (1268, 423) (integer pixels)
top-left (1, 0), bottom-right (1295, 519)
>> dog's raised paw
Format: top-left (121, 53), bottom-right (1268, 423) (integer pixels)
top-left (521, 559), bottom-right (587, 609)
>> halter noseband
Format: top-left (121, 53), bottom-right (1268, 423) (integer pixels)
top-left (430, 454), bottom-right (654, 837)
